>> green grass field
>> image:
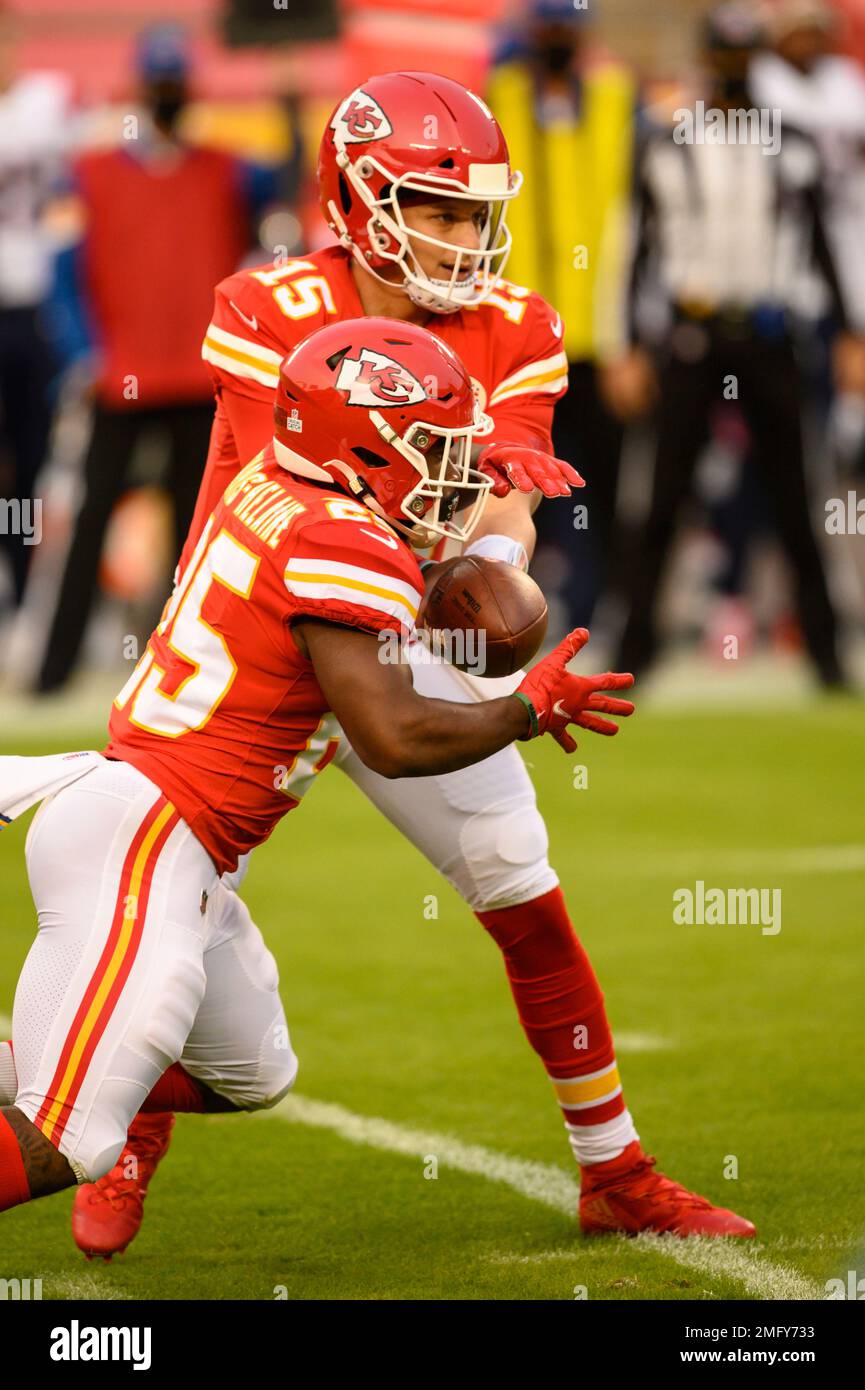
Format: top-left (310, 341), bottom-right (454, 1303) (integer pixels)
top-left (1, 695), bottom-right (863, 1301)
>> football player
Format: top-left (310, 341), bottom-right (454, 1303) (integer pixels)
top-left (63, 71), bottom-right (755, 1250)
top-left (0, 318), bottom-right (632, 1221)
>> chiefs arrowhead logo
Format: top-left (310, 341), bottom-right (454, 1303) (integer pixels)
top-left (330, 89), bottom-right (393, 146)
top-left (336, 349), bottom-right (427, 407)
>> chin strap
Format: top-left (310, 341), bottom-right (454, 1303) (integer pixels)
top-left (404, 279), bottom-right (463, 315)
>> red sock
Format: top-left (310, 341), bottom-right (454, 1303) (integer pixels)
top-left (139, 1062), bottom-right (205, 1114)
top-left (0, 1111), bottom-right (30, 1212)
top-left (477, 886), bottom-right (637, 1163)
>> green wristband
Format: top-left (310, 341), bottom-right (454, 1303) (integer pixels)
top-left (511, 691), bottom-right (539, 740)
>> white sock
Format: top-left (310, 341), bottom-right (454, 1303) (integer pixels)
top-left (566, 1108), bottom-right (639, 1166)
top-left (0, 1040), bottom-right (18, 1106)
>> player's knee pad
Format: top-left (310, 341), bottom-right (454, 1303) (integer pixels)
top-left (253, 1051), bottom-right (300, 1111)
top-left (206, 1038), bottom-right (299, 1113)
top-left (239, 1010), bottom-right (299, 1110)
top-left (453, 801), bottom-right (559, 912)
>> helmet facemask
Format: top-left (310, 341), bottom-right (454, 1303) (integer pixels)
top-left (363, 407), bottom-right (493, 544)
top-left (334, 152), bottom-right (521, 314)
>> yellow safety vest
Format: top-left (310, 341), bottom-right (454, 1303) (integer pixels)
top-left (488, 60), bottom-right (634, 361)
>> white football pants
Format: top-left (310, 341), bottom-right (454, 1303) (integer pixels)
top-left (15, 759), bottom-right (297, 1183)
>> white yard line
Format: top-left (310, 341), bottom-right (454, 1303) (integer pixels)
top-left (486, 1240), bottom-right (824, 1300)
top-left (269, 1093), bottom-right (582, 1214)
top-left (632, 1234), bottom-right (824, 1302)
top-left (265, 1093), bottom-right (825, 1300)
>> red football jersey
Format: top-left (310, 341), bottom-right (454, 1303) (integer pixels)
top-left (106, 443), bottom-right (424, 874)
top-left (180, 245), bottom-right (568, 571)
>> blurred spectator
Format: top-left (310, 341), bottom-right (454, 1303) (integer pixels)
top-left (608, 3), bottom-right (861, 687)
top-left (0, 7), bottom-right (69, 612)
top-left (751, 1), bottom-right (865, 158)
top-left (752, 0), bottom-right (865, 454)
top-left (36, 25), bottom-right (277, 694)
top-left (487, 0), bottom-right (636, 627)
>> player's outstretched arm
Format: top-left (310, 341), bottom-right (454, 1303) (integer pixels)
top-left (296, 619), bottom-right (526, 777)
top-left (295, 620), bottom-right (634, 779)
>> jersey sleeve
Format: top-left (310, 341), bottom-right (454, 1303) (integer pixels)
top-left (201, 269), bottom-right (287, 405)
top-left (201, 255), bottom-right (346, 406)
top-left (485, 290), bottom-right (569, 452)
top-left (282, 515), bottom-right (423, 639)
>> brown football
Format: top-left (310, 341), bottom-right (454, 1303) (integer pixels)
top-left (420, 556), bottom-right (548, 678)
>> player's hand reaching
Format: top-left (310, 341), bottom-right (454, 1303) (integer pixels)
top-left (477, 443), bottom-right (585, 499)
top-left (512, 628), bottom-right (635, 752)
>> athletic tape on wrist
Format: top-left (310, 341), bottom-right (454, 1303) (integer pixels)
top-left (464, 534), bottom-right (529, 571)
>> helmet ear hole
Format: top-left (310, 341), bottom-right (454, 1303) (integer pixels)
top-left (338, 172), bottom-right (352, 217)
top-left (352, 446), bottom-right (390, 470)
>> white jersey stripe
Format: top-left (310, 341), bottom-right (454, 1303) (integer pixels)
top-left (201, 322), bottom-right (282, 389)
top-left (205, 321), bottom-right (283, 366)
top-left (201, 341), bottom-right (280, 390)
top-left (284, 575), bottom-right (417, 629)
top-left (285, 556), bottom-right (422, 612)
top-left (489, 350), bottom-right (569, 401)
top-left (551, 1061), bottom-right (620, 1087)
top-left (489, 372), bottom-right (569, 407)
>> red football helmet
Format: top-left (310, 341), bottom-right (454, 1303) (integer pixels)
top-left (319, 71), bottom-right (522, 315)
top-left (273, 317), bottom-right (492, 544)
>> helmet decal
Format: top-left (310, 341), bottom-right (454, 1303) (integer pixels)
top-left (273, 316), bottom-right (491, 544)
top-left (336, 349), bottom-right (427, 406)
top-left (330, 89), bottom-right (393, 146)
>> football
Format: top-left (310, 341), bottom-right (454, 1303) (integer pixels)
top-left (419, 555), bottom-right (548, 678)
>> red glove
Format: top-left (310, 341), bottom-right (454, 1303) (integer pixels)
top-left (512, 628), bottom-right (635, 753)
top-left (477, 443), bottom-right (585, 499)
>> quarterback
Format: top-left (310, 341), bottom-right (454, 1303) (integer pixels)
top-left (0, 317), bottom-right (629, 1218)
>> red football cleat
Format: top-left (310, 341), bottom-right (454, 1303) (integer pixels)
top-left (71, 1112), bottom-right (175, 1261)
top-left (579, 1141), bottom-right (756, 1238)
